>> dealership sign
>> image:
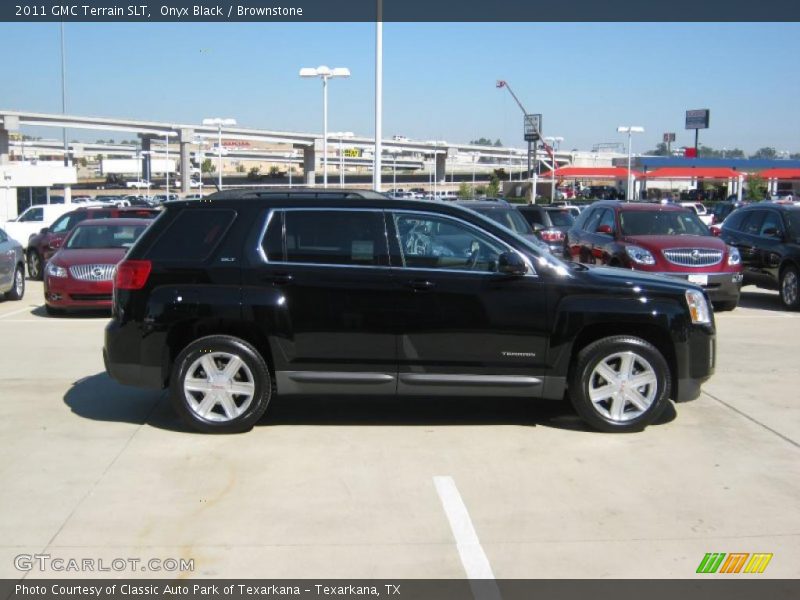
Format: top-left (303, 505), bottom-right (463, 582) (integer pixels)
top-left (524, 114), bottom-right (542, 142)
top-left (685, 109), bottom-right (710, 130)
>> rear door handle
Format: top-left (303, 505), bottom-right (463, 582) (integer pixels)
top-left (270, 273), bottom-right (294, 286)
top-left (408, 279), bottom-right (435, 291)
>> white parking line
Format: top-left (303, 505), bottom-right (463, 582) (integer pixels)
top-left (434, 476), bottom-right (501, 599)
top-left (0, 305), bottom-right (39, 319)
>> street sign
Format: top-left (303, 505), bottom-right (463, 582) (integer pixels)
top-left (685, 109), bottom-right (710, 130)
top-left (524, 114), bottom-right (542, 142)
top-left (342, 148), bottom-right (361, 158)
top-left (663, 132), bottom-right (676, 143)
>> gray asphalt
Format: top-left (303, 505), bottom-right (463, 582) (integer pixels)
top-left (0, 282), bottom-right (797, 579)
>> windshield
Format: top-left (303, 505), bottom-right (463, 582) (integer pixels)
top-left (476, 208), bottom-right (533, 235)
top-left (619, 210), bottom-right (709, 237)
top-left (546, 210), bottom-right (574, 227)
top-left (66, 223), bottom-right (147, 249)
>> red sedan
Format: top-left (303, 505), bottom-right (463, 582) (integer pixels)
top-left (44, 218), bottom-right (151, 315)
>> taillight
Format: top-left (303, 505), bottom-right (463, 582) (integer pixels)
top-left (114, 260), bottom-right (151, 290)
top-left (540, 229), bottom-right (565, 242)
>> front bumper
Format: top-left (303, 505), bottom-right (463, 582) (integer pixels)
top-left (651, 271), bottom-right (742, 302)
top-left (673, 323), bottom-right (715, 402)
top-left (44, 275), bottom-right (113, 309)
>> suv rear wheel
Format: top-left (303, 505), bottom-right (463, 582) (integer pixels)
top-left (27, 250), bottom-right (43, 280)
top-left (170, 335), bottom-right (272, 433)
top-left (780, 265), bottom-right (799, 310)
top-left (569, 336), bottom-right (671, 432)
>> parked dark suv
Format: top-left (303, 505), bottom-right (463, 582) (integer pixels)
top-left (104, 189), bottom-right (716, 434)
top-left (718, 203), bottom-right (800, 310)
top-left (515, 205), bottom-right (575, 255)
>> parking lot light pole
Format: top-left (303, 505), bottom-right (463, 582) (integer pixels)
top-left (330, 132), bottom-right (354, 188)
top-left (202, 118), bottom-right (237, 190)
top-left (617, 126), bottom-right (644, 200)
top-left (385, 147), bottom-right (400, 191)
top-left (300, 66), bottom-right (351, 189)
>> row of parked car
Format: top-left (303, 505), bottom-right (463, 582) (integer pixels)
top-left (454, 197), bottom-right (800, 311)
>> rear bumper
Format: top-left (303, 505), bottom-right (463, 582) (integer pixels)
top-left (652, 271), bottom-right (742, 302)
top-left (104, 319), bottom-right (166, 389)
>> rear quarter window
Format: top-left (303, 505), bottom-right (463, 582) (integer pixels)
top-left (147, 209), bottom-right (236, 262)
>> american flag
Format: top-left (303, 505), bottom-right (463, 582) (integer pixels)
top-left (496, 80), bottom-right (506, 88)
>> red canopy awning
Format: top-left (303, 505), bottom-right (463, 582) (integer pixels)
top-left (640, 167), bottom-right (742, 179)
top-left (759, 168), bottom-right (800, 180)
top-left (545, 166), bottom-right (636, 179)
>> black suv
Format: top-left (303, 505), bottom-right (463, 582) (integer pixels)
top-left (719, 203), bottom-right (800, 309)
top-left (104, 189), bottom-right (716, 434)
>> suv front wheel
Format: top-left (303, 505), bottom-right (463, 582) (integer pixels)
top-left (170, 335), bottom-right (273, 433)
top-left (569, 336), bottom-right (671, 433)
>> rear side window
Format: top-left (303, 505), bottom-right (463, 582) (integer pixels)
top-left (283, 210), bottom-right (387, 266)
top-left (520, 208), bottom-right (544, 225)
top-left (260, 211), bottom-right (284, 261)
top-left (147, 209), bottom-right (236, 262)
top-left (723, 209), bottom-right (746, 232)
top-left (546, 210), bottom-right (574, 227)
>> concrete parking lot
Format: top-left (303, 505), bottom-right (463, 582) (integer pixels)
top-left (1, 281), bottom-right (798, 580)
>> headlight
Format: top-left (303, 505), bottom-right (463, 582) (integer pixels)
top-left (727, 246), bottom-right (741, 265)
top-left (625, 245), bottom-right (656, 265)
top-left (685, 289), bottom-right (711, 324)
top-left (46, 263), bottom-right (68, 278)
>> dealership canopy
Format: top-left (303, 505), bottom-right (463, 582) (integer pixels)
top-left (640, 167), bottom-right (742, 179)
top-left (758, 168), bottom-right (800, 180)
top-left (544, 166), bottom-right (637, 179)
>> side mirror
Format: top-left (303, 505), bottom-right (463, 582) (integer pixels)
top-left (497, 251), bottom-right (528, 276)
top-left (596, 224), bottom-right (613, 235)
top-left (40, 227), bottom-right (49, 234)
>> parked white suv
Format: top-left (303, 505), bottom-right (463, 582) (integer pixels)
top-left (679, 202), bottom-right (713, 226)
top-left (0, 204), bottom-right (74, 249)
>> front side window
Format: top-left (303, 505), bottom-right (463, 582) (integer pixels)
top-left (583, 208), bottom-right (603, 232)
top-left (597, 209), bottom-right (616, 233)
top-left (741, 211), bottom-right (765, 236)
top-left (759, 211), bottom-right (782, 237)
top-left (393, 212), bottom-right (508, 273)
top-left (18, 207), bottom-right (43, 222)
top-left (283, 210), bottom-right (388, 267)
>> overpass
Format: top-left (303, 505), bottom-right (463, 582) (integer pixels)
top-left (1, 109), bottom-right (573, 193)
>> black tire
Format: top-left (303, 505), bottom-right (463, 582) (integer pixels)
top-left (170, 335), bottom-right (272, 433)
top-left (568, 336), bottom-right (671, 433)
top-left (779, 265), bottom-right (800, 310)
top-left (5, 265), bottom-right (25, 301)
top-left (27, 250), bottom-right (43, 281)
top-left (45, 304), bottom-right (66, 316)
top-left (714, 299), bottom-right (738, 312)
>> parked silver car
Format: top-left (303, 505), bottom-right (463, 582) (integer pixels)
top-left (0, 227), bottom-right (25, 301)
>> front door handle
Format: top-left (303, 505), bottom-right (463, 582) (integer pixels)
top-left (270, 273), bottom-right (294, 286)
top-left (408, 279), bottom-right (435, 291)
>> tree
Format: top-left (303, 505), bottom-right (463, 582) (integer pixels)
top-left (790, 152), bottom-right (800, 160)
top-left (493, 168), bottom-right (507, 180)
top-left (469, 137), bottom-right (494, 146)
top-left (493, 139), bottom-right (503, 147)
top-left (78, 157), bottom-right (88, 167)
top-left (745, 174), bottom-right (767, 200)
top-left (646, 142), bottom-right (670, 156)
top-left (201, 158), bottom-right (214, 173)
top-left (268, 165), bottom-right (281, 177)
top-left (751, 147), bottom-right (777, 160)
top-left (457, 182), bottom-right (472, 199)
top-left (486, 174), bottom-right (500, 198)
top-left (247, 166), bottom-right (262, 180)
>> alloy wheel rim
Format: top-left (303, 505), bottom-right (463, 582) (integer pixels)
top-left (588, 351), bottom-right (658, 422)
top-left (783, 271), bottom-right (798, 306)
top-left (184, 352), bottom-right (256, 423)
top-left (29, 254), bottom-right (40, 278)
top-left (15, 269), bottom-right (24, 295)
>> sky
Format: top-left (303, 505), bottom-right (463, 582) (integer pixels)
top-left (1, 21), bottom-right (799, 154)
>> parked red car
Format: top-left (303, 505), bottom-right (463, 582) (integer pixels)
top-left (43, 218), bottom-right (152, 314)
top-left (565, 201), bottom-right (743, 310)
top-left (26, 206), bottom-right (159, 280)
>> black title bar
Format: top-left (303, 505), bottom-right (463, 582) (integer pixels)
top-left (3, 0), bottom-right (800, 22)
